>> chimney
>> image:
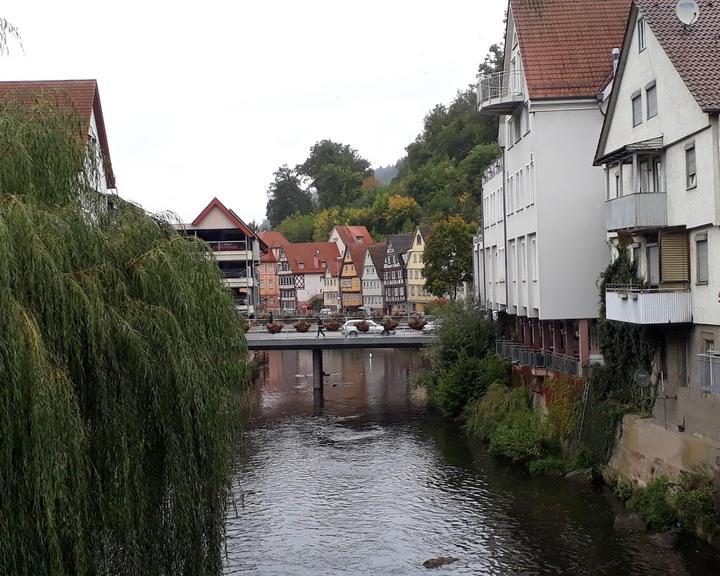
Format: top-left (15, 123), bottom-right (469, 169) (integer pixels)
top-left (313, 249), bottom-right (320, 269)
top-left (612, 48), bottom-right (620, 74)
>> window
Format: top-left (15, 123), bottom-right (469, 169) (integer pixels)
top-left (638, 18), bottom-right (646, 52)
top-left (529, 235), bottom-right (537, 281)
top-left (696, 233), bottom-right (709, 284)
top-left (646, 82), bottom-right (657, 118)
top-left (509, 241), bottom-right (516, 283)
top-left (514, 112), bottom-right (522, 143)
top-left (518, 169), bottom-right (525, 208)
top-left (685, 143), bottom-right (697, 188)
top-left (653, 157), bottom-right (663, 193)
top-left (639, 160), bottom-right (650, 193)
top-left (507, 118), bottom-right (514, 147)
top-left (520, 240), bottom-right (527, 282)
top-left (647, 244), bottom-right (660, 285)
top-left (632, 93), bottom-right (642, 126)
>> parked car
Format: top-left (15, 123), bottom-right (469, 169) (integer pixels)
top-left (319, 307), bottom-right (335, 316)
top-left (341, 319), bottom-right (392, 336)
top-left (422, 319), bottom-right (442, 334)
top-left (357, 306), bottom-right (373, 317)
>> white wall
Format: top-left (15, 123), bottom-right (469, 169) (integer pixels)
top-left (534, 100), bottom-right (609, 320)
top-left (297, 273), bottom-right (324, 304)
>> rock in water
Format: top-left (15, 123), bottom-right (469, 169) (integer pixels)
top-left (564, 468), bottom-right (594, 484)
top-left (423, 556), bottom-right (459, 569)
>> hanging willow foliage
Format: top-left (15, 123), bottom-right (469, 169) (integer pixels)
top-left (0, 98), bottom-right (250, 574)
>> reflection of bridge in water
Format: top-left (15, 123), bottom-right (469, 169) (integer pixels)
top-left (245, 332), bottom-right (436, 393)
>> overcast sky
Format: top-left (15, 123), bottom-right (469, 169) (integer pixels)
top-left (2, 1), bottom-right (506, 224)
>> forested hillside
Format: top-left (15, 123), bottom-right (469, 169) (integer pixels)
top-left (266, 44), bottom-right (503, 242)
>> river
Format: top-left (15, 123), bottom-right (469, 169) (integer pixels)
top-left (224, 349), bottom-right (717, 575)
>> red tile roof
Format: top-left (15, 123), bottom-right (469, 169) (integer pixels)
top-left (636, 0), bottom-right (720, 112)
top-left (283, 242), bottom-right (340, 275)
top-left (332, 225), bottom-right (373, 246)
top-left (258, 231), bottom-right (289, 249)
top-left (0, 79), bottom-right (115, 187)
top-left (511, 0), bottom-right (632, 99)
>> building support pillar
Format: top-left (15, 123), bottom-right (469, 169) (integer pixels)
top-left (578, 319), bottom-right (590, 369)
top-left (313, 348), bottom-right (324, 392)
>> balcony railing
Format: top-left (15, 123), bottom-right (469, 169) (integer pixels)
top-left (606, 192), bottom-right (667, 231)
top-left (698, 352), bottom-right (720, 394)
top-left (207, 240), bottom-right (249, 252)
top-left (606, 285), bottom-right (692, 324)
top-left (477, 70), bottom-right (525, 114)
top-left (495, 341), bottom-right (578, 376)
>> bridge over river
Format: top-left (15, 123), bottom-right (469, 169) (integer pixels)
top-left (245, 331), bottom-right (436, 391)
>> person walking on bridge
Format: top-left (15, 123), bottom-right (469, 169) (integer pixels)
top-left (316, 315), bottom-right (326, 339)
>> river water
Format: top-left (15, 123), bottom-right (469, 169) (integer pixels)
top-left (224, 349), bottom-right (717, 575)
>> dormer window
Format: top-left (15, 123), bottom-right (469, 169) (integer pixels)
top-left (298, 262), bottom-right (304, 269)
top-left (637, 18), bottom-right (646, 52)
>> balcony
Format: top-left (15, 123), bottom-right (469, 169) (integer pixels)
top-left (477, 70), bottom-right (525, 114)
top-left (606, 192), bottom-right (667, 232)
top-left (496, 341), bottom-right (579, 377)
top-left (605, 285), bottom-right (692, 324)
top-left (207, 240), bottom-right (249, 252)
top-left (698, 352), bottom-right (720, 394)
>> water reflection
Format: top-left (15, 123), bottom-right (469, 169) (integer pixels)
top-left (225, 350), bottom-right (716, 575)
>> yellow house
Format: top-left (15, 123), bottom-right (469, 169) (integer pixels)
top-left (340, 244), bottom-right (368, 310)
top-left (407, 226), bottom-right (433, 313)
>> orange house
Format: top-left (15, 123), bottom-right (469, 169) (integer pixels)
top-left (257, 231), bottom-right (288, 311)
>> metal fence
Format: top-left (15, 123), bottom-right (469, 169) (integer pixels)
top-left (495, 341), bottom-right (579, 376)
top-left (477, 70), bottom-right (525, 107)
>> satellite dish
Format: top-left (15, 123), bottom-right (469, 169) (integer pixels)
top-left (676, 0), bottom-right (700, 25)
top-left (635, 368), bottom-right (651, 388)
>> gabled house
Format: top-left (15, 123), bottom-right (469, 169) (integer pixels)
top-left (474, 0), bottom-right (631, 378)
top-left (383, 234), bottom-right (412, 314)
top-left (339, 243), bottom-right (369, 311)
top-left (257, 231), bottom-right (289, 311)
top-left (595, 0), bottom-right (720, 442)
top-left (328, 225), bottom-right (373, 255)
top-left (363, 243), bottom-right (387, 313)
top-left (0, 79), bottom-right (116, 193)
top-left (179, 197), bottom-right (266, 315)
top-left (323, 258), bottom-right (342, 311)
top-left (278, 242), bottom-right (340, 312)
top-left (407, 226), bottom-right (433, 313)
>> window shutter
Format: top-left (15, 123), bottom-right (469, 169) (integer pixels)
top-left (696, 235), bottom-right (709, 284)
top-left (660, 232), bottom-right (689, 283)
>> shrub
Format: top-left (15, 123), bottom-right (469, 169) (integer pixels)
top-left (546, 376), bottom-right (583, 445)
top-left (628, 477), bottom-right (677, 531)
top-left (267, 322), bottom-right (284, 334)
top-left (432, 353), bottom-right (486, 416)
top-left (528, 455), bottom-right (565, 476)
top-left (324, 319), bottom-right (341, 331)
top-left (673, 472), bottom-right (717, 532)
top-left (408, 316), bottom-right (426, 331)
top-left (293, 320), bottom-right (311, 333)
top-left (382, 317), bottom-right (398, 331)
top-left (356, 320), bottom-right (370, 332)
top-left (490, 410), bottom-right (548, 462)
top-left (465, 383), bottom-right (529, 440)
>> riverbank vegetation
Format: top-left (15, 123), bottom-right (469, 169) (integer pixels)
top-left (0, 99), bottom-right (250, 574)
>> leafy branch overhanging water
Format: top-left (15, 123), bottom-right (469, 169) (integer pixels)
top-left (0, 97), bottom-right (250, 575)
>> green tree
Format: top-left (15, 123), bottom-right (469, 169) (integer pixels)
top-left (0, 98), bottom-right (248, 574)
top-left (423, 216), bottom-right (475, 300)
top-left (265, 164), bottom-right (313, 228)
top-left (298, 139), bottom-right (372, 209)
top-left (277, 212), bottom-right (315, 242)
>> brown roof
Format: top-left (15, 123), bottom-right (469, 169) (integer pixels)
top-left (258, 231), bottom-right (289, 249)
top-left (345, 244), bottom-right (369, 279)
top-left (388, 234), bottom-right (412, 255)
top-left (332, 225), bottom-right (373, 246)
top-left (0, 79), bottom-right (115, 187)
top-left (636, 0), bottom-right (720, 112)
top-left (368, 243), bottom-right (387, 271)
top-left (283, 242), bottom-right (340, 275)
top-left (511, 0), bottom-right (632, 99)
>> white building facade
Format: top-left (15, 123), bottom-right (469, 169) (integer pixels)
top-left (595, 0), bottom-right (720, 441)
top-left (474, 0), bottom-right (631, 376)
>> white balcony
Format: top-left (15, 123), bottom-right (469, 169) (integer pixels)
top-left (606, 192), bottom-right (667, 231)
top-left (477, 70), bottom-right (525, 114)
top-left (605, 286), bottom-right (692, 324)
